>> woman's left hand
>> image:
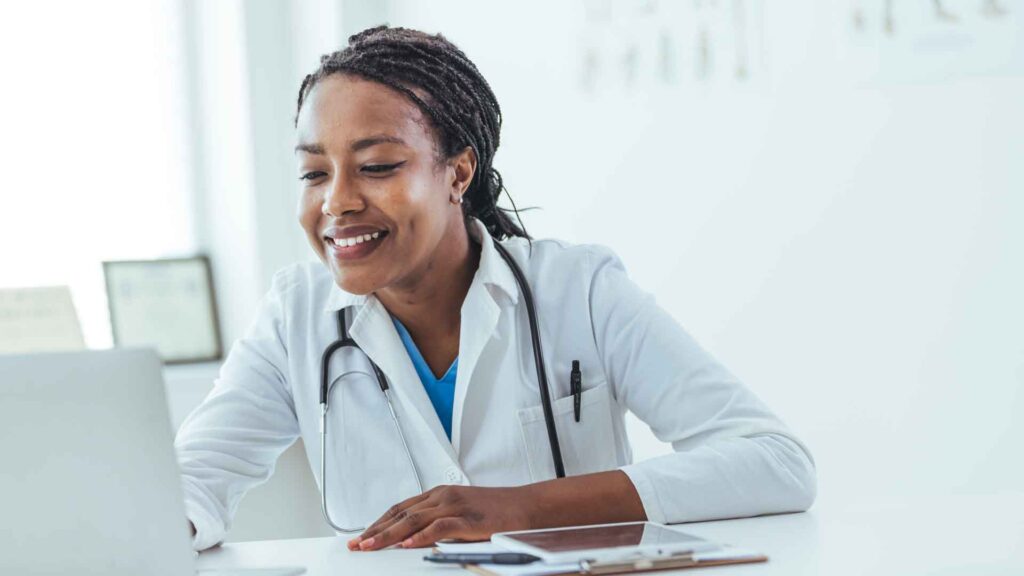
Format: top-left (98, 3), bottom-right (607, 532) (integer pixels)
top-left (347, 485), bottom-right (534, 551)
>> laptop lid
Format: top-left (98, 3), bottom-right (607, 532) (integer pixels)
top-left (0, 348), bottom-right (195, 576)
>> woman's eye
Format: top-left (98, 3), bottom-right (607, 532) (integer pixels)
top-left (361, 161), bottom-right (405, 174)
top-left (299, 171), bottom-right (326, 181)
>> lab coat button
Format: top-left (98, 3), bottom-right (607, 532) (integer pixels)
top-left (444, 467), bottom-right (462, 484)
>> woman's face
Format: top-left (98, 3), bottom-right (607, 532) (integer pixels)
top-left (295, 74), bottom-right (473, 295)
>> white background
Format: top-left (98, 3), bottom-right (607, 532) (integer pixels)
top-left (3, 0), bottom-right (1021, 542)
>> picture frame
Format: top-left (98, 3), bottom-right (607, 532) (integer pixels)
top-left (103, 255), bottom-right (223, 364)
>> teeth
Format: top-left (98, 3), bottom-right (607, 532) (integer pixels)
top-left (332, 231), bottom-right (384, 248)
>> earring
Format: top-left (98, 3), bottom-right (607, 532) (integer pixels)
top-left (451, 194), bottom-right (463, 205)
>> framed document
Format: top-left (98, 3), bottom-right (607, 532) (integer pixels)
top-left (103, 256), bottom-right (222, 364)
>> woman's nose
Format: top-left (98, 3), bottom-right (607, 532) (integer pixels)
top-left (322, 176), bottom-right (364, 217)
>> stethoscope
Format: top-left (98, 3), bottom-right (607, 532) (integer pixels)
top-left (318, 241), bottom-right (566, 533)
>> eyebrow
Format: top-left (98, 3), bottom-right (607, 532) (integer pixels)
top-left (294, 135), bottom-right (407, 155)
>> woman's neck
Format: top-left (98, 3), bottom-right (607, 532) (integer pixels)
top-left (376, 223), bottom-right (481, 344)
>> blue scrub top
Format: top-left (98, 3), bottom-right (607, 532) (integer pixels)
top-left (391, 315), bottom-right (458, 440)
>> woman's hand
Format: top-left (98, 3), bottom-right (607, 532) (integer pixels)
top-left (347, 484), bottom-right (534, 551)
top-left (346, 471), bottom-right (646, 551)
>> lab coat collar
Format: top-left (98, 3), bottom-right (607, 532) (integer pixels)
top-left (321, 216), bottom-right (520, 315)
top-left (468, 217), bottom-right (520, 306)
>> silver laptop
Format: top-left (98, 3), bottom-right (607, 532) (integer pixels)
top-left (0, 348), bottom-right (303, 576)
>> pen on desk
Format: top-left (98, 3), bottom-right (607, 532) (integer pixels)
top-left (571, 360), bottom-right (582, 422)
top-left (424, 552), bottom-right (541, 565)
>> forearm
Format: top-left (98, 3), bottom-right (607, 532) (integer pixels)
top-left (521, 470), bottom-right (646, 529)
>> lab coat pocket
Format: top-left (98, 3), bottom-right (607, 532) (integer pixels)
top-left (516, 383), bottom-right (619, 481)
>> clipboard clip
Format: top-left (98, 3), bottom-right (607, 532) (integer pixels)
top-left (580, 555), bottom-right (691, 575)
top-left (579, 549), bottom-right (767, 574)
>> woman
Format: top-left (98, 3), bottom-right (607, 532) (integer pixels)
top-left (176, 25), bottom-right (816, 553)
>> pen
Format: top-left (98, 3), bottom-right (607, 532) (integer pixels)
top-left (571, 360), bottom-right (582, 422)
top-left (424, 552), bottom-right (541, 565)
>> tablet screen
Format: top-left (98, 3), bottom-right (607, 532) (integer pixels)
top-left (501, 522), bottom-right (707, 553)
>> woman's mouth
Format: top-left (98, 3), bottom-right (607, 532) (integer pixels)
top-left (325, 230), bottom-right (389, 261)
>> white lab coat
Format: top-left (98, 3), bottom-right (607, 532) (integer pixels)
top-left (175, 217), bottom-right (816, 551)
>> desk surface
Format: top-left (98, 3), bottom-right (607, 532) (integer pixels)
top-left (197, 493), bottom-right (1024, 575)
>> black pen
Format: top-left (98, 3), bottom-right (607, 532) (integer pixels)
top-left (424, 552), bottom-right (541, 565)
top-left (571, 360), bottom-right (582, 422)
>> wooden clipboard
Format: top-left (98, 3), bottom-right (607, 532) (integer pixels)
top-left (463, 552), bottom-right (768, 575)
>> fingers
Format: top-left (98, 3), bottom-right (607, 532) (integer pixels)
top-left (348, 492), bottom-right (432, 550)
top-left (366, 492), bottom-right (431, 536)
top-left (346, 486), bottom-right (480, 551)
top-left (401, 516), bottom-right (471, 548)
top-left (354, 505), bottom-right (441, 551)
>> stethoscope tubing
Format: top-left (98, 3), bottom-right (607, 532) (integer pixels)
top-left (319, 308), bottom-right (424, 533)
top-left (491, 242), bottom-right (566, 478)
top-left (320, 383), bottom-right (422, 533)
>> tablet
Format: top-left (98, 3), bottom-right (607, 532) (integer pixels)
top-left (491, 521), bottom-right (719, 563)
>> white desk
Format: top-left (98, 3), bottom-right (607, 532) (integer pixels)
top-left (197, 493), bottom-right (1024, 575)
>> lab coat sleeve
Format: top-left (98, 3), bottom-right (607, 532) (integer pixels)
top-left (585, 246), bottom-right (817, 523)
top-left (174, 268), bottom-right (301, 551)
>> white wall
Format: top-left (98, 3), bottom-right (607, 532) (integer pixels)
top-left (0, 0), bottom-right (196, 349)
top-left (387, 0), bottom-right (1024, 506)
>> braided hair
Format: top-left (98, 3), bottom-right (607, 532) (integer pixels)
top-left (295, 25), bottom-right (530, 240)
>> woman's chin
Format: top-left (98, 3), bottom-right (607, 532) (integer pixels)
top-left (332, 272), bottom-right (381, 296)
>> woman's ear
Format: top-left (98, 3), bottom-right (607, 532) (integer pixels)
top-left (449, 146), bottom-right (477, 198)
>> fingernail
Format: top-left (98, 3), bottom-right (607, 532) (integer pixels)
top-left (359, 537), bottom-right (375, 550)
top-left (402, 538), bottom-right (413, 548)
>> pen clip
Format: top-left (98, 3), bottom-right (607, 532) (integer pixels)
top-left (571, 360), bottom-right (582, 422)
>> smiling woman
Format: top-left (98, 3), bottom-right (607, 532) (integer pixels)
top-left (174, 25), bottom-right (816, 554)
top-left (294, 72), bottom-right (478, 307)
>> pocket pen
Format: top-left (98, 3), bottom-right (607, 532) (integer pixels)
top-left (571, 360), bottom-right (582, 422)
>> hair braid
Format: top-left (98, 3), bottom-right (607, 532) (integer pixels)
top-left (295, 25), bottom-right (529, 240)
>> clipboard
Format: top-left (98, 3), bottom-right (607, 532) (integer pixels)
top-left (462, 549), bottom-right (768, 576)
